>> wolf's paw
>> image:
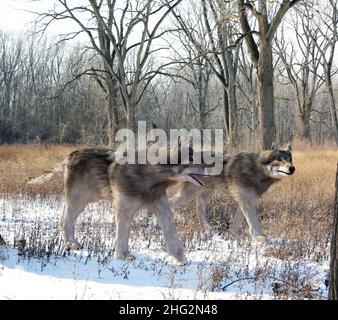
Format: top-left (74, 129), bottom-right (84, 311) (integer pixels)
top-left (125, 253), bottom-right (136, 262)
top-left (254, 235), bottom-right (269, 245)
top-left (64, 240), bottom-right (82, 250)
top-left (174, 257), bottom-right (188, 266)
top-left (173, 250), bottom-right (187, 266)
top-left (116, 251), bottom-right (136, 262)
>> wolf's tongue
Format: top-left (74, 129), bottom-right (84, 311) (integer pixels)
top-left (190, 174), bottom-right (205, 186)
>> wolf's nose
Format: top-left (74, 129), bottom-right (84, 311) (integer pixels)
top-left (289, 166), bottom-right (295, 174)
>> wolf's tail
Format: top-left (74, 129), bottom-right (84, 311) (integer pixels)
top-left (27, 157), bottom-right (68, 185)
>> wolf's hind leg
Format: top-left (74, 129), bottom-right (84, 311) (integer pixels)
top-left (229, 209), bottom-right (245, 236)
top-left (113, 196), bottom-right (140, 261)
top-left (196, 192), bottom-right (212, 230)
top-left (61, 198), bottom-right (88, 250)
top-left (152, 195), bottom-right (187, 265)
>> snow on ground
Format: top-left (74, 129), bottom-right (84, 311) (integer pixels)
top-left (0, 196), bottom-right (329, 300)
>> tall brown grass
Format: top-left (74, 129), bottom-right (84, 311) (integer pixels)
top-left (0, 143), bottom-right (337, 237)
top-left (0, 144), bottom-right (76, 196)
top-left (0, 142), bottom-right (336, 299)
top-left (258, 145), bottom-right (337, 261)
top-left (170, 142), bottom-right (337, 264)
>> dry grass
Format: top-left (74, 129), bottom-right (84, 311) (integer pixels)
top-left (0, 143), bottom-right (336, 234)
top-left (257, 145), bottom-right (337, 262)
top-left (0, 143), bottom-right (337, 245)
top-left (174, 142), bottom-right (337, 239)
top-left (0, 142), bottom-right (336, 299)
top-left (0, 144), bottom-right (76, 196)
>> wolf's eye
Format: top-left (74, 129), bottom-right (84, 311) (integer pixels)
top-left (276, 157), bottom-right (282, 161)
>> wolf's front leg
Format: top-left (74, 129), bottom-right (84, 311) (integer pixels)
top-left (113, 195), bottom-right (141, 261)
top-left (152, 195), bottom-right (187, 265)
top-left (229, 209), bottom-right (245, 236)
top-left (230, 186), bottom-right (268, 244)
top-left (240, 206), bottom-right (268, 244)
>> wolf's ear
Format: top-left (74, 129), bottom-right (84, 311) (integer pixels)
top-left (286, 143), bottom-right (292, 152)
top-left (271, 142), bottom-right (279, 151)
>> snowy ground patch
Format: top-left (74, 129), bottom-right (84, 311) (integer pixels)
top-left (0, 196), bottom-right (329, 300)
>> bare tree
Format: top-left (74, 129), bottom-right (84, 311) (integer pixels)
top-left (0, 30), bottom-right (111, 144)
top-left (36, 0), bottom-right (182, 141)
top-left (187, 60), bottom-right (217, 130)
top-left (236, 43), bottom-right (259, 147)
top-left (236, 0), bottom-right (302, 149)
top-left (165, 1), bottom-right (221, 130)
top-left (275, 8), bottom-right (324, 141)
top-left (170, 0), bottom-right (239, 146)
top-left (307, 0), bottom-right (338, 145)
top-left (204, 0), bottom-right (240, 146)
top-left (180, 55), bottom-right (216, 130)
top-left (0, 31), bottom-right (23, 120)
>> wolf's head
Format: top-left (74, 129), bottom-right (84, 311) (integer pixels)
top-left (260, 142), bottom-right (295, 179)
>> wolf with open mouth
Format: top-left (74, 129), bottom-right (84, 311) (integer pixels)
top-left (27, 147), bottom-right (207, 265)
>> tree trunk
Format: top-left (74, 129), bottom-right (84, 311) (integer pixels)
top-left (257, 41), bottom-right (276, 150)
top-left (328, 163), bottom-right (338, 300)
top-left (299, 108), bottom-right (311, 141)
top-left (223, 88), bottom-right (231, 144)
top-left (198, 69), bottom-right (206, 130)
top-left (199, 86), bottom-right (207, 130)
top-left (325, 76), bottom-right (338, 146)
top-left (106, 77), bottom-right (118, 147)
top-left (200, 113), bottom-right (207, 130)
top-left (251, 101), bottom-right (259, 145)
top-left (126, 103), bottom-right (136, 131)
top-left (228, 71), bottom-right (237, 147)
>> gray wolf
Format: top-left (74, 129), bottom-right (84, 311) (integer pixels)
top-left (28, 147), bottom-right (206, 265)
top-left (169, 143), bottom-right (295, 243)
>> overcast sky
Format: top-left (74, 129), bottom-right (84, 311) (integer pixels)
top-left (0, 0), bottom-right (170, 50)
top-left (0, 0), bottom-right (41, 31)
top-left (0, 0), bottom-right (81, 35)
